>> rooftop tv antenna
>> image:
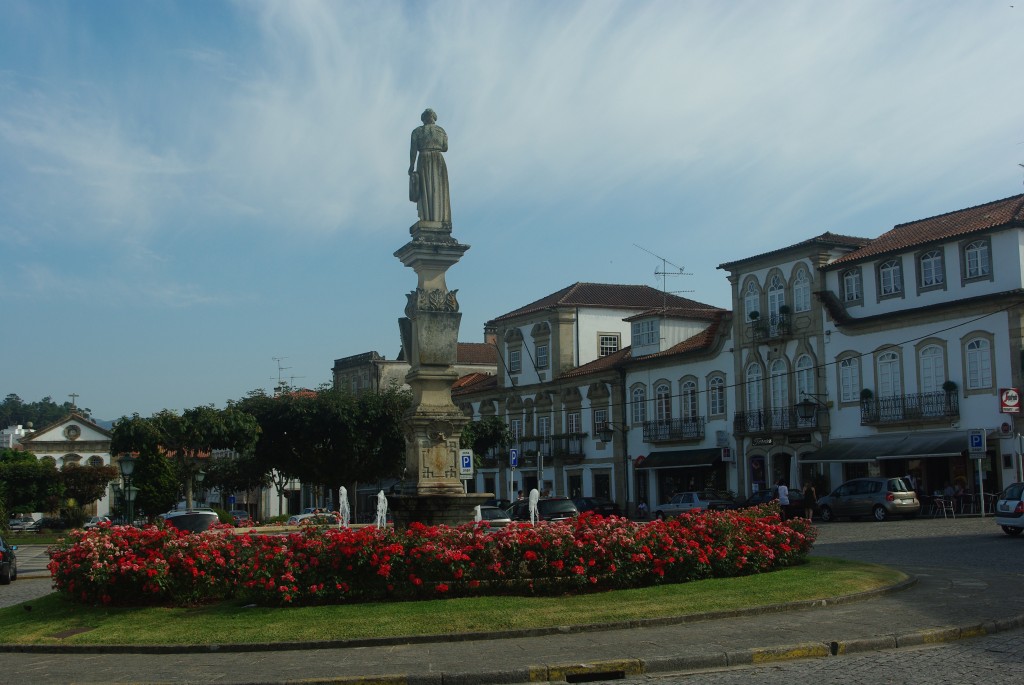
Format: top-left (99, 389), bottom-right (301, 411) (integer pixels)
top-left (272, 357), bottom-right (291, 393)
top-left (633, 243), bottom-right (693, 309)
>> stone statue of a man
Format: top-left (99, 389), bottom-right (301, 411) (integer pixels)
top-left (408, 108), bottom-right (451, 225)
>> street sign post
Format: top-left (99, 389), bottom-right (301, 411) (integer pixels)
top-left (459, 449), bottom-right (473, 479)
top-left (509, 448), bottom-right (519, 502)
top-left (967, 429), bottom-right (988, 518)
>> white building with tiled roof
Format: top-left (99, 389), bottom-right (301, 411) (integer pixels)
top-left (812, 194), bottom-right (1024, 505)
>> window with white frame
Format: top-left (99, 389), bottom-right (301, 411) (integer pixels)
top-left (508, 349), bottom-right (521, 374)
top-left (793, 269), bottom-right (811, 312)
top-left (877, 351), bottom-right (901, 397)
top-left (919, 250), bottom-right (944, 288)
top-left (770, 359), bottom-right (789, 409)
top-left (767, 275), bottom-right (785, 318)
top-left (567, 411), bottom-right (581, 434)
top-left (964, 240), bottom-right (991, 279)
top-left (843, 269), bottom-right (863, 302)
top-left (599, 334), bottom-right (620, 357)
top-left (839, 358), bottom-right (859, 402)
top-left (537, 415), bottom-right (552, 456)
top-left (632, 320), bottom-right (658, 347)
top-left (509, 418), bottom-right (522, 442)
top-left (655, 383), bottom-right (672, 422)
top-left (536, 343), bottom-right (549, 369)
top-left (744, 280), bottom-right (760, 321)
top-left (795, 355), bottom-right (814, 399)
top-left (593, 408), bottom-right (609, 434)
top-left (708, 376), bottom-right (726, 415)
top-left (745, 364), bottom-right (763, 411)
top-left (681, 380), bottom-right (698, 421)
top-left (631, 386), bottom-right (647, 424)
top-left (966, 338), bottom-right (993, 389)
top-left (879, 259), bottom-right (902, 296)
top-left (919, 345), bottom-right (945, 393)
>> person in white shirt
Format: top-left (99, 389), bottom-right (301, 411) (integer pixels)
top-left (776, 479), bottom-right (790, 520)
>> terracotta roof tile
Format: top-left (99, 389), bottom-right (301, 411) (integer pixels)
top-left (632, 315), bottom-right (724, 362)
top-left (451, 372), bottom-right (498, 396)
top-left (456, 342), bottom-right (498, 365)
top-left (488, 282), bottom-right (720, 324)
top-left (559, 346), bottom-right (633, 379)
top-left (827, 194), bottom-right (1024, 268)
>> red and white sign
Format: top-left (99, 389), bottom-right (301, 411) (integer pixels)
top-left (1000, 387), bottom-right (1020, 414)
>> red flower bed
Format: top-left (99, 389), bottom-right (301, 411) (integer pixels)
top-left (47, 505), bottom-right (814, 607)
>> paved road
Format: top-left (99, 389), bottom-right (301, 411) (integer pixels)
top-left (1, 516), bottom-right (1021, 684)
top-left (615, 628), bottom-right (1024, 684)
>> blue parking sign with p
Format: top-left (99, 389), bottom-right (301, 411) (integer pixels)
top-left (459, 448), bottom-right (473, 478)
top-left (510, 448), bottom-right (519, 468)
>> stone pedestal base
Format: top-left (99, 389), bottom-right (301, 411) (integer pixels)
top-left (389, 492), bottom-right (494, 529)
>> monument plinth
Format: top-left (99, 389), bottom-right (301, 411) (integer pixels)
top-left (390, 111), bottom-right (492, 527)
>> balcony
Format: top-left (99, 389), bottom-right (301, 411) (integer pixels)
top-left (642, 418), bottom-right (705, 443)
top-left (733, 405), bottom-right (818, 436)
top-left (749, 312), bottom-right (791, 342)
top-left (861, 391), bottom-right (959, 426)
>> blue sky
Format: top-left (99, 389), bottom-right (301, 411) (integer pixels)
top-left (2, 1), bottom-right (1022, 421)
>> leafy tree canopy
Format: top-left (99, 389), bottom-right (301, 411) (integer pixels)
top-left (0, 393), bottom-right (91, 427)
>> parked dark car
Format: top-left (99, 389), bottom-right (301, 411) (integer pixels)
top-left (741, 489), bottom-right (808, 519)
top-left (817, 477), bottom-right (920, 522)
top-left (483, 498), bottom-right (511, 511)
top-left (163, 510), bottom-right (220, 533)
top-left (0, 535), bottom-right (17, 584)
top-left (572, 497), bottom-right (622, 517)
top-left (507, 497), bottom-right (579, 522)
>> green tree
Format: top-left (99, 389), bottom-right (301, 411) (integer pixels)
top-left (111, 407), bottom-right (260, 512)
top-left (0, 393), bottom-right (90, 427)
top-left (460, 416), bottom-right (510, 464)
top-left (59, 462), bottom-right (119, 525)
top-left (0, 448), bottom-right (62, 514)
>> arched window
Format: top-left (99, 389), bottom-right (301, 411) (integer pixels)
top-left (965, 241), bottom-right (990, 279)
top-left (878, 351), bottom-right (901, 397)
top-left (966, 339), bottom-right (992, 389)
top-left (920, 250), bottom-right (943, 287)
top-left (745, 364), bottom-right (763, 411)
top-left (708, 376), bottom-right (726, 416)
top-left (770, 360), bottom-right (789, 428)
top-left (795, 355), bottom-right (814, 398)
top-left (919, 345), bottom-right (945, 394)
top-left (681, 380), bottom-right (698, 421)
top-left (744, 280), bottom-right (760, 321)
top-left (631, 386), bottom-right (647, 424)
top-left (655, 383), bottom-right (672, 422)
top-left (840, 358), bottom-right (859, 402)
top-left (88, 456), bottom-right (104, 467)
top-left (767, 275), bottom-right (785, 318)
top-left (879, 259), bottom-right (902, 295)
top-left (793, 269), bottom-right (811, 312)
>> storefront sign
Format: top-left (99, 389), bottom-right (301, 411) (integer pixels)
top-left (751, 437), bottom-right (774, 446)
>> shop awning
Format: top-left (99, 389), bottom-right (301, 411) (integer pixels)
top-left (635, 448), bottom-right (721, 469)
top-left (799, 431), bottom-right (971, 463)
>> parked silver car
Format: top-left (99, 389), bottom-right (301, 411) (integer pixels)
top-left (817, 477), bottom-right (920, 522)
top-left (994, 482), bottom-right (1024, 536)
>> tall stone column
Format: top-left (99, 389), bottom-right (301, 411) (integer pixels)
top-left (390, 110), bottom-right (491, 527)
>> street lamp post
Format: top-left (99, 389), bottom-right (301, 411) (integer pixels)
top-left (118, 455), bottom-right (136, 525)
top-left (190, 468), bottom-right (206, 512)
top-left (599, 422), bottom-right (631, 517)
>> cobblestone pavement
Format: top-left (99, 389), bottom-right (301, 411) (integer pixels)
top-left (615, 627), bottom-right (1024, 685)
top-left (0, 545), bottom-right (52, 610)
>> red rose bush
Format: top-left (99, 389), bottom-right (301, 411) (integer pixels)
top-left (48, 505), bottom-right (814, 607)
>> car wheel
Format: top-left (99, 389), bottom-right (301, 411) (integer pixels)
top-left (872, 505), bottom-right (888, 522)
top-left (1001, 525), bottom-right (1023, 536)
top-left (0, 564), bottom-right (11, 585)
top-left (819, 506), bottom-right (833, 522)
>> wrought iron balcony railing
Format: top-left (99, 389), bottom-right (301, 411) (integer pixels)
top-left (642, 418), bottom-right (705, 443)
top-left (861, 391), bottom-right (959, 426)
top-left (733, 405), bottom-right (818, 436)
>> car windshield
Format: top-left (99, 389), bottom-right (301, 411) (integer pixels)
top-left (539, 500), bottom-right (576, 515)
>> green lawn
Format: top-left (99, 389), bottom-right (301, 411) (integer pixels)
top-left (0, 558), bottom-right (904, 646)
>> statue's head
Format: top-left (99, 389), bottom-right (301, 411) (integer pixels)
top-left (421, 108), bottom-right (437, 124)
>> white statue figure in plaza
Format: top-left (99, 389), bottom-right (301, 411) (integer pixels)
top-left (338, 486), bottom-right (351, 528)
top-left (408, 108), bottom-right (451, 225)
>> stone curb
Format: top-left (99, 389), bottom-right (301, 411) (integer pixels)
top-left (0, 574), bottom-right (918, 655)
